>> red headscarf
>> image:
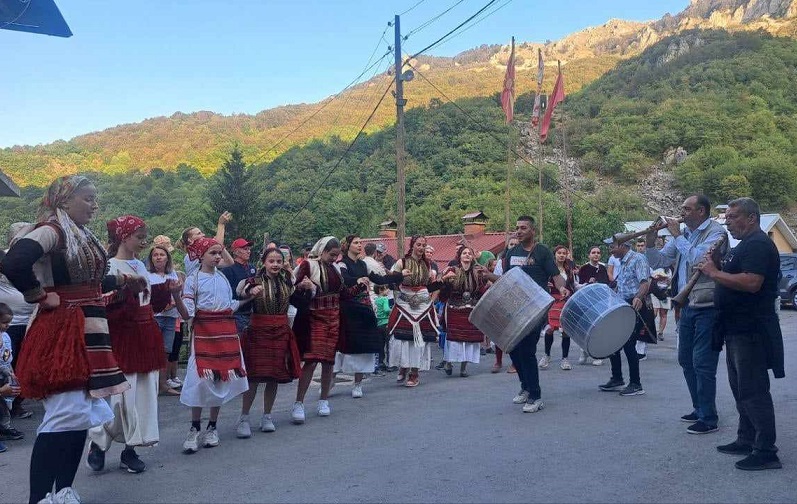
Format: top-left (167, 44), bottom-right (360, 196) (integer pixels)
top-left (107, 215), bottom-right (146, 243)
top-left (187, 237), bottom-right (221, 262)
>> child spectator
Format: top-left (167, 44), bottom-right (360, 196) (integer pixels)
top-left (0, 302), bottom-right (24, 453)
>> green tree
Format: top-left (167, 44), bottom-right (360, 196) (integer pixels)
top-left (206, 146), bottom-right (261, 242)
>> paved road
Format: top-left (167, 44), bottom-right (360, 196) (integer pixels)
top-left (2, 310), bottom-right (795, 503)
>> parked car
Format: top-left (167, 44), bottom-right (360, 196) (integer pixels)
top-left (779, 253), bottom-right (797, 308)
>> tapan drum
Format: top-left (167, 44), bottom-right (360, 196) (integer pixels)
top-left (560, 283), bottom-right (635, 359)
top-left (469, 267), bottom-right (554, 353)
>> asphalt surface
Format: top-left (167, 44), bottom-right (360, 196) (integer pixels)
top-left (1, 309), bottom-right (795, 503)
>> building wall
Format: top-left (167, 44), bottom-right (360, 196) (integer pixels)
top-left (769, 228), bottom-right (794, 253)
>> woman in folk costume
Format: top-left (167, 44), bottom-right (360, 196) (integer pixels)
top-left (86, 216), bottom-right (182, 474)
top-left (335, 235), bottom-right (406, 398)
top-left (388, 235), bottom-right (443, 387)
top-left (0, 176), bottom-right (146, 504)
top-left (538, 245), bottom-right (578, 371)
top-left (178, 238), bottom-right (259, 454)
top-left (291, 237), bottom-right (361, 423)
top-left (233, 247), bottom-right (313, 437)
top-left (439, 246), bottom-right (489, 378)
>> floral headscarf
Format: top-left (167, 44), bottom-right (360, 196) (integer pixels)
top-left (187, 237), bottom-right (220, 262)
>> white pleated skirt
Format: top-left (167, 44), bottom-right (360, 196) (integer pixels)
top-left (334, 352), bottom-right (376, 374)
top-left (89, 371), bottom-right (160, 449)
top-left (180, 343), bottom-right (249, 408)
top-left (388, 337), bottom-right (431, 370)
top-left (443, 341), bottom-right (481, 364)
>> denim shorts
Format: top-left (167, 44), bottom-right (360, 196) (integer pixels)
top-left (155, 316), bottom-right (177, 353)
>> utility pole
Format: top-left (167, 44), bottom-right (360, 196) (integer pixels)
top-left (394, 14), bottom-right (407, 257)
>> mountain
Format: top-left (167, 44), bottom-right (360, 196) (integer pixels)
top-left (3, 0), bottom-right (797, 187)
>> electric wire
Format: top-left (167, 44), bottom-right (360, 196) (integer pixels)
top-left (406, 0), bottom-right (498, 60)
top-left (424, 0), bottom-right (515, 53)
top-left (399, 0), bottom-right (427, 16)
top-left (403, 0), bottom-right (467, 40)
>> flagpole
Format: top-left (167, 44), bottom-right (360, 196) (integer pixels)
top-left (558, 60), bottom-right (573, 254)
top-left (533, 48), bottom-right (545, 242)
top-left (503, 37), bottom-right (515, 239)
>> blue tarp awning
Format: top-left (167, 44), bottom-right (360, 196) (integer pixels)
top-left (0, 0), bottom-right (72, 38)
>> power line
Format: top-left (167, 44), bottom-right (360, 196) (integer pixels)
top-left (424, 0), bottom-right (515, 52)
top-left (407, 0), bottom-right (498, 60)
top-left (276, 79), bottom-right (395, 233)
top-left (399, 0), bottom-right (427, 16)
top-left (405, 61), bottom-right (615, 218)
top-left (404, 0), bottom-right (466, 40)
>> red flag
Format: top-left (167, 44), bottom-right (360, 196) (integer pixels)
top-left (531, 49), bottom-right (544, 128)
top-left (500, 38), bottom-right (515, 124)
top-left (540, 66), bottom-right (565, 142)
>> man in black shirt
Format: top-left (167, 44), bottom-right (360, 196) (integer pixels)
top-left (221, 238), bottom-right (257, 335)
top-left (487, 215), bottom-right (568, 414)
top-left (698, 197), bottom-right (784, 471)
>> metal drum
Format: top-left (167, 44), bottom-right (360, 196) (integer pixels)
top-left (560, 283), bottom-right (636, 359)
top-left (468, 267), bottom-right (554, 353)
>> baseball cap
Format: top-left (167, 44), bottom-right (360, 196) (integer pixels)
top-left (231, 238), bottom-right (253, 249)
top-left (375, 243), bottom-right (387, 253)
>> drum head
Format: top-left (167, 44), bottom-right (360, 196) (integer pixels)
top-left (586, 305), bottom-right (636, 359)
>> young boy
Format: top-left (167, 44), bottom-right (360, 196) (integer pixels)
top-left (0, 302), bottom-right (24, 452)
top-left (374, 285), bottom-right (392, 372)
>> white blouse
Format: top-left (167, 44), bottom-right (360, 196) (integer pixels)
top-left (182, 269), bottom-right (239, 318)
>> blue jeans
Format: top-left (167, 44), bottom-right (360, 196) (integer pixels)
top-left (678, 306), bottom-right (720, 425)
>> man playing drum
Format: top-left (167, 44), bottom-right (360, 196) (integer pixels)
top-left (599, 239), bottom-right (650, 396)
top-left (645, 195), bottom-right (727, 434)
top-left (484, 216), bottom-right (567, 414)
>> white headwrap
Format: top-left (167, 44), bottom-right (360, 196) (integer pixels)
top-left (310, 236), bottom-right (337, 259)
top-left (308, 236), bottom-right (339, 289)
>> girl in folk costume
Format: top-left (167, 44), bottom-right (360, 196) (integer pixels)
top-left (335, 235), bottom-right (406, 398)
top-left (439, 246), bottom-right (489, 378)
top-left (86, 216), bottom-right (182, 474)
top-left (178, 238), bottom-right (259, 454)
top-left (291, 237), bottom-right (360, 423)
top-left (538, 245), bottom-right (578, 371)
top-left (146, 244), bottom-right (184, 394)
top-left (388, 235), bottom-right (443, 387)
top-left (176, 211), bottom-right (235, 274)
top-left (234, 248), bottom-right (313, 437)
top-left (0, 176), bottom-right (145, 504)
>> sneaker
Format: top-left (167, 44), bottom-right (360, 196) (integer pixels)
top-left (657, 332), bottom-right (664, 341)
top-left (491, 363), bottom-right (501, 373)
top-left (51, 487), bottom-right (82, 504)
top-left (716, 441), bottom-right (753, 456)
top-left (506, 364), bottom-right (517, 374)
top-left (735, 452), bottom-right (782, 471)
top-left (171, 376), bottom-right (184, 386)
top-left (592, 359), bottom-right (603, 366)
top-left (681, 412), bottom-right (699, 423)
top-left (86, 442), bottom-right (105, 471)
top-left (317, 400), bottom-right (331, 417)
top-left (0, 441), bottom-right (6, 453)
top-left (480, 347), bottom-right (487, 356)
top-left (0, 427), bottom-right (24, 441)
top-left (11, 405), bottom-right (32, 419)
top-left (637, 353), bottom-right (647, 361)
top-left (538, 355), bottom-right (550, 369)
top-left (599, 378), bottom-right (625, 391)
top-left (687, 421), bottom-right (718, 435)
top-left (619, 383), bottom-right (645, 396)
top-left (260, 414), bottom-right (276, 433)
top-left (291, 402), bottom-right (306, 424)
top-left (166, 378), bottom-right (182, 389)
top-left (119, 447), bottom-right (146, 473)
top-left (560, 358), bottom-right (572, 370)
top-left (235, 415), bottom-right (252, 439)
top-left (371, 369), bottom-right (386, 377)
top-left (183, 427), bottom-right (201, 453)
top-left (386, 366), bottom-right (399, 372)
top-left (578, 350), bottom-right (588, 365)
top-left (522, 399), bottom-right (545, 413)
top-left (512, 390), bottom-right (530, 404)
top-left (203, 427), bottom-right (220, 447)
top-left (352, 384), bottom-right (363, 398)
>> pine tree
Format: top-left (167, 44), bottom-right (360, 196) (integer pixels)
top-left (207, 146), bottom-right (261, 243)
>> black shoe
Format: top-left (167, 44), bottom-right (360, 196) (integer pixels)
top-left (444, 364), bottom-right (453, 376)
top-left (680, 412), bottom-right (699, 423)
top-left (657, 332), bottom-right (664, 341)
top-left (371, 369), bottom-right (386, 377)
top-left (687, 421), bottom-right (718, 435)
top-left (599, 378), bottom-right (625, 391)
top-left (434, 361), bottom-right (446, 370)
top-left (735, 452), bottom-right (782, 471)
top-left (0, 441), bottom-right (6, 453)
top-left (386, 366), bottom-right (398, 372)
top-left (0, 427), bottom-right (24, 441)
top-left (86, 442), bottom-right (105, 471)
top-left (120, 447), bottom-right (146, 473)
top-left (11, 405), bottom-right (32, 419)
top-left (619, 383), bottom-right (645, 396)
top-left (637, 353), bottom-right (647, 361)
top-left (485, 347), bottom-right (494, 354)
top-left (480, 348), bottom-right (487, 356)
top-left (716, 441), bottom-right (753, 456)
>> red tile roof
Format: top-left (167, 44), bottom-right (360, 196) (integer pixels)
top-left (362, 232), bottom-right (507, 270)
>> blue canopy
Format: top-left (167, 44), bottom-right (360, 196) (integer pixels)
top-left (0, 0), bottom-right (72, 38)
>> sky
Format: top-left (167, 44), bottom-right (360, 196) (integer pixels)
top-left (0, 0), bottom-right (688, 147)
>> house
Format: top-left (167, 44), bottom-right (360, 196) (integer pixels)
top-left (362, 212), bottom-right (508, 270)
top-left (623, 212), bottom-right (797, 253)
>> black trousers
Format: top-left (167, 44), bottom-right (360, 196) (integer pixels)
top-left (610, 334), bottom-right (641, 385)
top-left (508, 323), bottom-right (543, 401)
top-left (725, 331), bottom-right (777, 453)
